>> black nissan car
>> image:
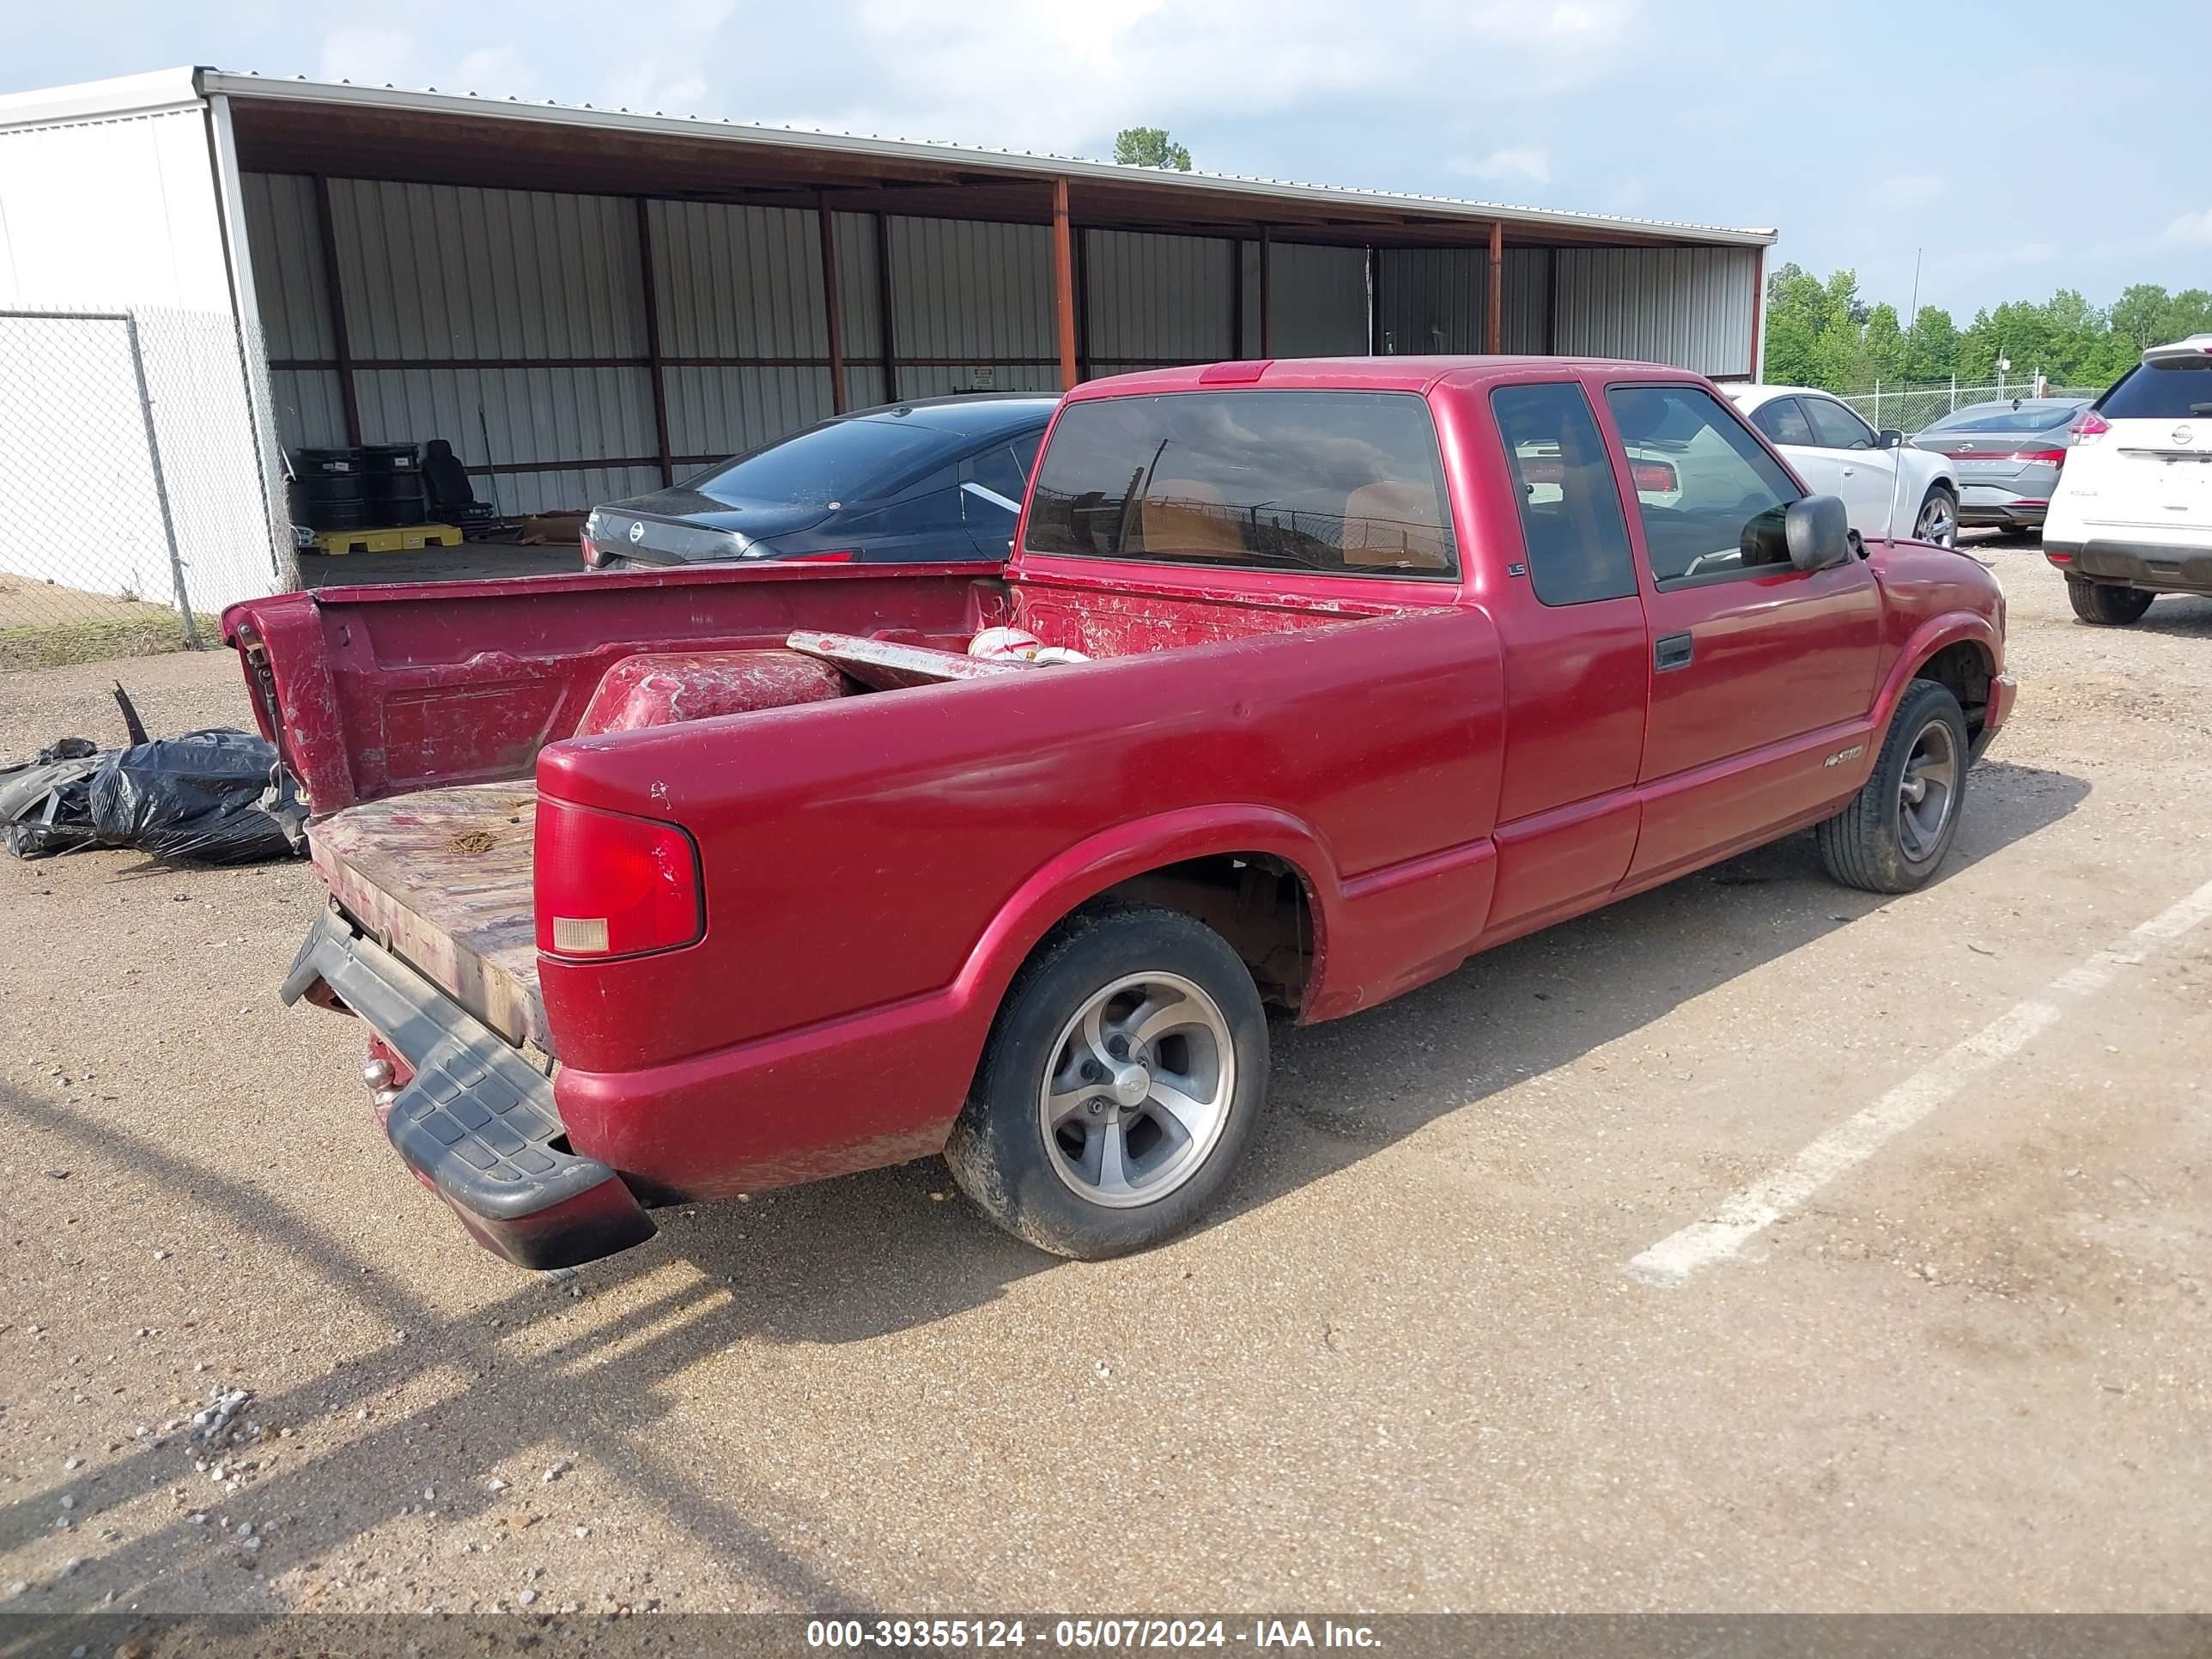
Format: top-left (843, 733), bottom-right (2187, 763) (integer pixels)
top-left (584, 394), bottom-right (1056, 570)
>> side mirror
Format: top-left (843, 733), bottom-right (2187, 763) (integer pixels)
top-left (1784, 494), bottom-right (1853, 573)
top-left (1878, 428), bottom-right (1905, 449)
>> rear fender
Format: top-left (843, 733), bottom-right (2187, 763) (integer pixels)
top-left (952, 803), bottom-right (1340, 1020)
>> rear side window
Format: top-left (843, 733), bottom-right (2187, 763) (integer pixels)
top-left (1606, 384), bottom-right (1802, 586)
top-left (1748, 397), bottom-right (1815, 447)
top-left (1024, 391), bottom-right (1457, 578)
top-left (1490, 383), bottom-right (1638, 606)
top-left (2099, 362), bottom-right (2212, 420)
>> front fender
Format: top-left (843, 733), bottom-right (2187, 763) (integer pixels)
top-left (1876, 609), bottom-right (2002, 726)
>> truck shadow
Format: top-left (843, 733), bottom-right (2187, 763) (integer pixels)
top-left (0, 1079), bottom-right (1012, 1615)
top-left (1237, 756), bottom-right (2090, 1214)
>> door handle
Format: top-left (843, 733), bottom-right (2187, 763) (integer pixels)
top-left (1655, 632), bottom-right (1694, 671)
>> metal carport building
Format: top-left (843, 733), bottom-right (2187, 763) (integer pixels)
top-left (0, 66), bottom-right (1776, 610)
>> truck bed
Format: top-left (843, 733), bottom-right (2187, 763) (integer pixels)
top-left (312, 783), bottom-right (545, 1050)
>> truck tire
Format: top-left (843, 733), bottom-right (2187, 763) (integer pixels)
top-left (1816, 678), bottom-right (1970, 894)
top-left (945, 904), bottom-right (1267, 1260)
top-left (2067, 577), bottom-right (2154, 626)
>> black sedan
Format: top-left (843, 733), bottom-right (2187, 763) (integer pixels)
top-left (584, 394), bottom-right (1056, 569)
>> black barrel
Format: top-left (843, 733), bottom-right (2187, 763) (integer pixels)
top-left (295, 447), bottom-right (366, 527)
top-left (362, 442), bottom-right (424, 526)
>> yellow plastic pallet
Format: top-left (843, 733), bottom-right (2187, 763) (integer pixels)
top-left (306, 523), bottom-right (465, 556)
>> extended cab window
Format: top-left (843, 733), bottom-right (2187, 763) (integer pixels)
top-left (1606, 384), bottom-right (1802, 587)
top-left (1490, 382), bottom-right (1637, 605)
top-left (1024, 391), bottom-right (1457, 578)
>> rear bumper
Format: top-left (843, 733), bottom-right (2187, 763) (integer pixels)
top-left (1958, 500), bottom-right (2047, 526)
top-left (283, 909), bottom-right (656, 1270)
top-left (2045, 537), bottom-right (2212, 595)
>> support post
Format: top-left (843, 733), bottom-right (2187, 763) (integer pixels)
top-left (125, 313), bottom-right (197, 648)
top-left (873, 211), bottom-right (898, 403)
top-left (1258, 224), bottom-right (1273, 357)
top-left (310, 174), bottom-right (362, 447)
top-left (635, 198), bottom-right (673, 484)
top-left (1486, 220), bottom-right (1504, 355)
top-left (817, 197), bottom-right (848, 415)
top-left (1051, 179), bottom-right (1079, 391)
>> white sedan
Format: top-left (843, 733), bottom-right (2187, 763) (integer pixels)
top-left (1727, 385), bottom-right (1960, 547)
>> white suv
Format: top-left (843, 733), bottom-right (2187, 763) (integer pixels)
top-left (2044, 336), bottom-right (2212, 625)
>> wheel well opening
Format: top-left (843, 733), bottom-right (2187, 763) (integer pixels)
top-left (1099, 854), bottom-right (1314, 1012)
top-left (1915, 641), bottom-right (1992, 735)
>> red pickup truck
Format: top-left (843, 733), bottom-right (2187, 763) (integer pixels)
top-left (227, 356), bottom-right (2014, 1271)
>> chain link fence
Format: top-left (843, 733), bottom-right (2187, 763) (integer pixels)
top-left (1835, 378), bottom-right (2108, 437)
top-left (0, 307), bottom-right (296, 673)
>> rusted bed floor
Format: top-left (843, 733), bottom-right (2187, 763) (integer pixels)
top-left (310, 783), bottom-right (546, 1050)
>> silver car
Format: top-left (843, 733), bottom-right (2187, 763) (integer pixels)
top-left (1908, 398), bottom-right (2092, 535)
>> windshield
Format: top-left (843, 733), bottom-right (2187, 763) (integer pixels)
top-left (685, 416), bottom-right (956, 507)
top-left (2098, 362), bottom-right (2212, 421)
top-left (1922, 403), bottom-right (2084, 435)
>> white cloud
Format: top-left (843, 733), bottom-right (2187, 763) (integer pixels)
top-left (2014, 241), bottom-right (2056, 264)
top-left (1456, 147), bottom-right (1552, 185)
top-left (2164, 207), bottom-right (2212, 246)
top-left (1871, 173), bottom-right (1942, 208)
top-left (822, 0), bottom-right (1640, 155)
top-left (318, 27), bottom-right (418, 88)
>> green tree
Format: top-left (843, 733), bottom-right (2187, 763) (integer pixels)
top-left (1764, 269), bottom-right (2191, 396)
top-left (1113, 126), bottom-right (1192, 171)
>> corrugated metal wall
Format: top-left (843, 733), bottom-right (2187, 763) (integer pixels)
top-left (1084, 228), bottom-right (1237, 378)
top-left (240, 166), bottom-right (1759, 514)
top-left (331, 179), bottom-right (657, 516)
top-left (1268, 243), bottom-right (1370, 357)
top-left (240, 171), bottom-right (346, 447)
top-left (886, 216), bottom-right (1060, 398)
top-left (1552, 246), bottom-right (1758, 379)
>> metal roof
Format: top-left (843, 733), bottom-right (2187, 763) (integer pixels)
top-left (0, 68), bottom-right (1776, 251)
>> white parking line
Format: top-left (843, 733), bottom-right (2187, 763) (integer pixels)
top-left (1627, 874), bottom-right (2212, 1287)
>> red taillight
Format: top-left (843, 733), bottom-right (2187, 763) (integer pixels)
top-left (580, 532), bottom-right (607, 569)
top-left (2046, 550), bottom-right (2074, 565)
top-left (1518, 459), bottom-right (1565, 486)
top-left (2072, 410), bottom-right (2111, 445)
top-left (1630, 459), bottom-right (1679, 494)
top-left (535, 798), bottom-right (702, 959)
top-left (777, 550), bottom-right (857, 563)
top-left (2009, 447), bottom-right (2069, 466)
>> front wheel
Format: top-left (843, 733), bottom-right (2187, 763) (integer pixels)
top-left (2067, 577), bottom-right (2154, 626)
top-left (1911, 485), bottom-right (1959, 548)
top-left (945, 905), bottom-right (1267, 1260)
top-left (1816, 678), bottom-right (1970, 894)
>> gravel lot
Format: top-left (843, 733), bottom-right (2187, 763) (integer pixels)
top-left (3, 539), bottom-right (2209, 1617)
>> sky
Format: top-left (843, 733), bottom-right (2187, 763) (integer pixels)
top-left (6, 0), bottom-right (2208, 322)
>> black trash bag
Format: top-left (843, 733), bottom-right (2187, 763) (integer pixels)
top-left (86, 729), bottom-right (304, 865)
top-left (0, 741), bottom-right (104, 860)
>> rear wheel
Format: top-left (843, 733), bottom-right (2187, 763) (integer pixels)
top-left (1817, 678), bottom-right (1970, 894)
top-left (945, 905), bottom-right (1267, 1259)
top-left (2067, 577), bottom-right (2154, 626)
top-left (1912, 485), bottom-right (1959, 548)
